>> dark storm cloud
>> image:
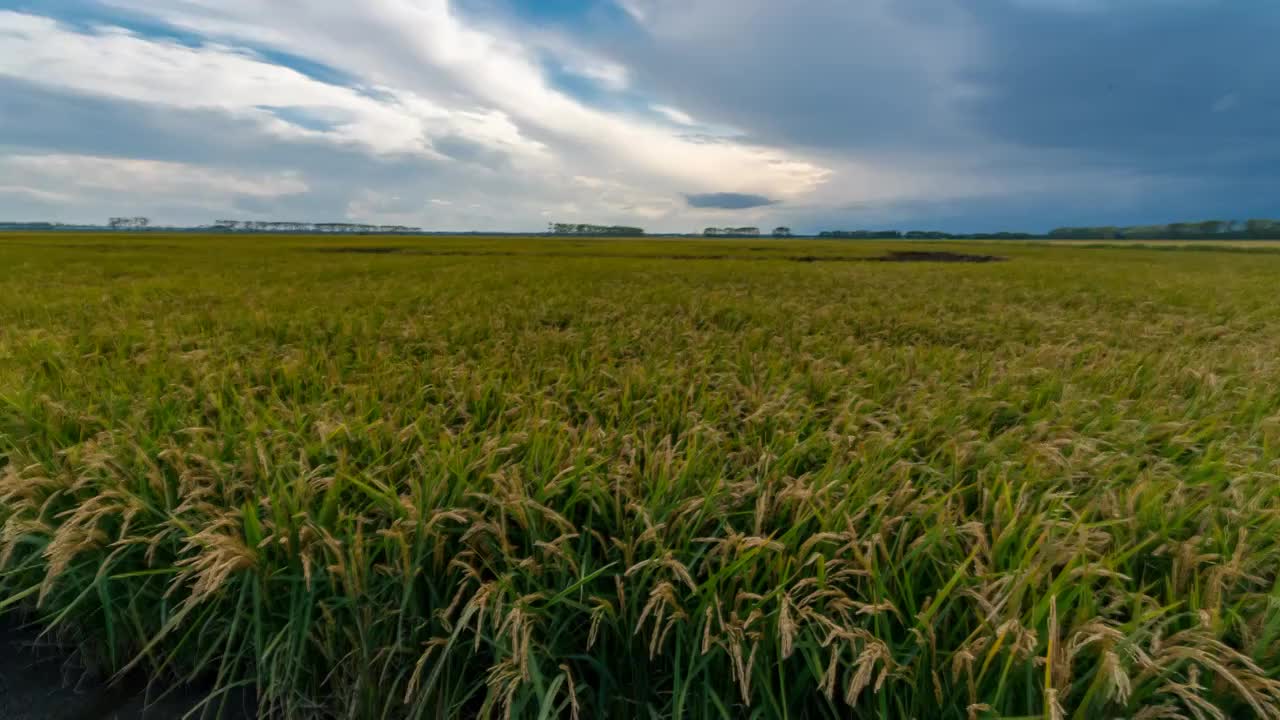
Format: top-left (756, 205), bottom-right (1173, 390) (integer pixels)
top-left (958, 2), bottom-right (1280, 175)
top-left (685, 192), bottom-right (775, 209)
top-left (603, 1), bottom-right (1280, 162)
top-left (572, 0), bottom-right (1280, 228)
top-left (596, 0), bottom-right (974, 153)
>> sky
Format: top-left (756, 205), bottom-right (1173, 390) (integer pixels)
top-left (0, 0), bottom-right (1277, 233)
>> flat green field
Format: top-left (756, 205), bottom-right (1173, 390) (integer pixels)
top-left (1047, 239), bottom-right (1280, 249)
top-left (2, 233), bottom-right (1279, 719)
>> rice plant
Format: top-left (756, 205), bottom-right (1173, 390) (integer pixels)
top-left (2, 233), bottom-right (1279, 718)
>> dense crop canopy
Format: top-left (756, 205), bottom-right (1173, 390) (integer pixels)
top-left (2, 234), bottom-right (1280, 718)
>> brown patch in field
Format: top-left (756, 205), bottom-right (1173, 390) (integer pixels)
top-left (313, 246), bottom-right (405, 254)
top-left (786, 256), bottom-right (860, 263)
top-left (876, 250), bottom-right (1006, 263)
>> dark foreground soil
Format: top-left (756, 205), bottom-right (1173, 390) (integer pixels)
top-left (0, 621), bottom-right (255, 720)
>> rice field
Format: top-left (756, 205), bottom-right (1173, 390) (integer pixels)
top-left (2, 233), bottom-right (1279, 719)
top-left (1046, 239), bottom-right (1280, 249)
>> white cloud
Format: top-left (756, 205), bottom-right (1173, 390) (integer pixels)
top-left (1, 153), bottom-right (309, 198)
top-left (571, 175), bottom-right (611, 189)
top-left (90, 1), bottom-right (830, 199)
top-left (614, 0), bottom-right (659, 23)
top-left (0, 152), bottom-right (315, 222)
top-left (0, 185), bottom-right (78, 204)
top-left (561, 56), bottom-right (630, 91)
top-left (0, 11), bottom-right (548, 163)
top-left (344, 189), bottom-right (423, 223)
top-left (651, 104), bottom-right (696, 126)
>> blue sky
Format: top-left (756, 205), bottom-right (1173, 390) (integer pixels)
top-left (1, 0), bottom-right (1277, 232)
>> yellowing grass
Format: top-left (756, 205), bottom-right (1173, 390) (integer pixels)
top-left (2, 233), bottom-right (1280, 719)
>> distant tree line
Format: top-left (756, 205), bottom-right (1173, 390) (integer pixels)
top-left (818, 230), bottom-right (1037, 239)
top-left (211, 221), bottom-right (421, 233)
top-left (0, 222), bottom-right (71, 230)
top-left (1047, 219), bottom-right (1280, 240)
top-left (816, 221), bottom-right (1280, 240)
top-left (819, 230), bottom-right (907, 239)
top-left (704, 227), bottom-right (761, 237)
top-left (108, 217), bottom-right (151, 230)
top-left (548, 223), bottom-right (646, 236)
